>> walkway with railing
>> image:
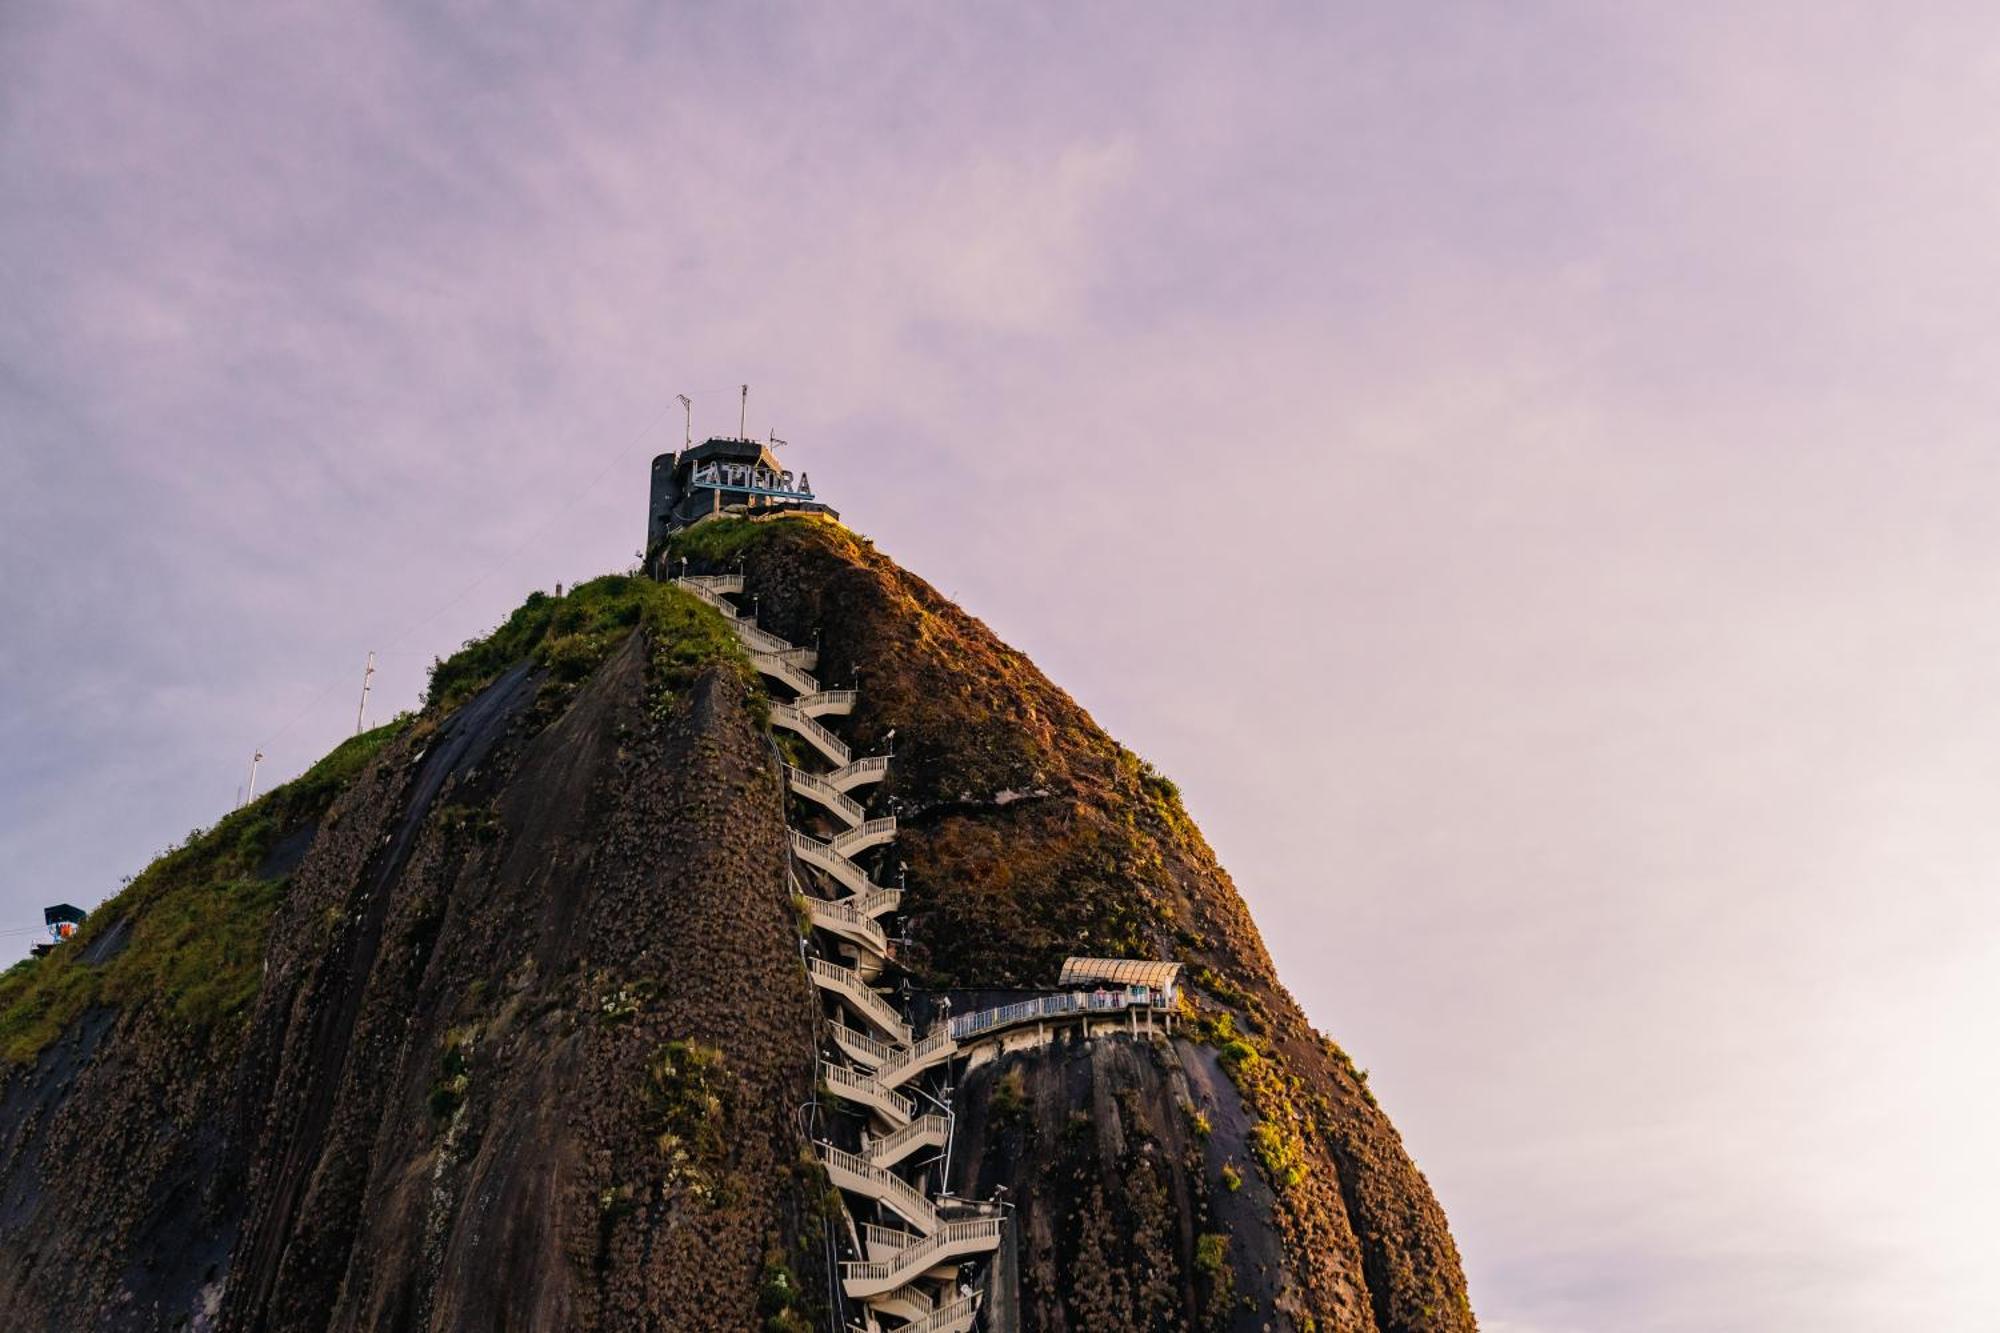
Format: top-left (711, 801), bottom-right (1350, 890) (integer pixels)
top-left (950, 987), bottom-right (1168, 1042)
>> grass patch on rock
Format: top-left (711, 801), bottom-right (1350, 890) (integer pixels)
top-left (0, 717), bottom-right (408, 1066)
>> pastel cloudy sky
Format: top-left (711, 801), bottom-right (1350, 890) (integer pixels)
top-left (5, 4), bottom-right (1998, 1329)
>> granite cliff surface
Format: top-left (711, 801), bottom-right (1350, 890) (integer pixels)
top-left (0, 515), bottom-right (1472, 1332)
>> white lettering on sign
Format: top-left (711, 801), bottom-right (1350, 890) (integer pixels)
top-left (690, 460), bottom-right (814, 499)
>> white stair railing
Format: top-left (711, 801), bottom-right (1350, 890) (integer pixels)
top-left (675, 573), bottom-right (743, 595)
top-left (752, 650), bottom-right (820, 697)
top-left (792, 830), bottom-right (884, 897)
top-left (787, 765), bottom-right (867, 826)
top-left (808, 896), bottom-right (890, 958)
top-left (807, 958), bottom-right (911, 1044)
top-left (771, 702), bottom-right (852, 766)
top-left (864, 1114), bottom-right (951, 1168)
top-left (817, 1141), bottom-right (937, 1232)
top-left (831, 1022), bottom-right (896, 1068)
top-left (796, 688), bottom-right (858, 718)
top-left (825, 754), bottom-right (891, 792)
top-left (871, 1027), bottom-right (957, 1091)
top-left (908, 1293), bottom-right (983, 1333)
top-left (820, 1064), bottom-right (917, 1130)
top-left (831, 816), bottom-right (898, 857)
top-left (840, 1218), bottom-right (1006, 1298)
top-left (688, 572), bottom-right (1002, 1324)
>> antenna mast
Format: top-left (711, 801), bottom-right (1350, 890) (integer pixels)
top-left (739, 384), bottom-right (748, 439)
top-left (677, 394), bottom-right (692, 450)
top-left (355, 651), bottom-right (376, 735)
top-left (246, 750), bottom-right (264, 804)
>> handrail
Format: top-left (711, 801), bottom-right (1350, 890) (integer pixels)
top-left (873, 1027), bottom-right (957, 1089)
top-left (831, 816), bottom-right (897, 856)
top-left (820, 1064), bottom-right (917, 1127)
top-left (806, 958), bottom-right (910, 1042)
top-left (817, 1140), bottom-right (935, 1229)
top-left (791, 830), bottom-right (881, 897)
top-left (731, 619), bottom-right (796, 655)
top-left (795, 688), bottom-right (858, 717)
top-left (910, 1294), bottom-right (983, 1332)
top-left (807, 898), bottom-right (889, 955)
top-left (674, 573), bottom-right (744, 594)
top-left (752, 651), bottom-right (820, 696)
top-left (826, 754), bottom-right (891, 791)
top-left (785, 765), bottom-right (866, 826)
top-left (831, 1022), bottom-right (896, 1066)
top-left (866, 1114), bottom-right (951, 1166)
top-left (840, 1217), bottom-right (1006, 1295)
top-left (846, 886), bottom-right (902, 918)
top-left (671, 578), bottom-right (743, 615)
top-left (949, 988), bottom-right (1162, 1040)
top-left (863, 1222), bottom-right (917, 1254)
top-left (770, 703), bottom-right (851, 766)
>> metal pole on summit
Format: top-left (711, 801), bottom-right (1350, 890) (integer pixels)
top-left (739, 384), bottom-right (748, 439)
top-left (354, 651), bottom-right (376, 736)
top-left (678, 393), bottom-right (692, 450)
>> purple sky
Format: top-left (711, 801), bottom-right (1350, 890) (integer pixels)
top-left (5, 5), bottom-right (1999, 1329)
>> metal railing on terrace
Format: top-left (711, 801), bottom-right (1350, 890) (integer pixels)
top-left (949, 988), bottom-right (1166, 1041)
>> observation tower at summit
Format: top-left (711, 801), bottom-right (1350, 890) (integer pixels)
top-left (646, 434), bottom-right (839, 559)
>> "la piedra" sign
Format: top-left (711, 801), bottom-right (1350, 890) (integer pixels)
top-left (689, 460), bottom-right (815, 502)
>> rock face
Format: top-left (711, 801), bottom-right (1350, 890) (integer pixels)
top-left (0, 516), bottom-right (1473, 1332)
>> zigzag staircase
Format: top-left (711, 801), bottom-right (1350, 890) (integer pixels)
top-left (673, 569), bottom-right (998, 1333)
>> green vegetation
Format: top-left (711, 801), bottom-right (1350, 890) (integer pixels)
top-left (0, 718), bottom-right (409, 1066)
top-left (1194, 1011), bottom-right (1312, 1193)
top-left (426, 574), bottom-right (753, 715)
top-left (757, 1250), bottom-right (814, 1333)
top-left (1249, 1120), bottom-right (1308, 1190)
top-left (1194, 1231), bottom-right (1237, 1328)
top-left (429, 1024), bottom-right (475, 1119)
top-left (644, 1038), bottom-right (736, 1206)
top-left (661, 512), bottom-right (845, 569)
top-left (1220, 1161), bottom-right (1242, 1192)
top-left (989, 1065), bottom-right (1029, 1129)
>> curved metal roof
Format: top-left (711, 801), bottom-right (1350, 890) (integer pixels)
top-left (1058, 957), bottom-right (1184, 989)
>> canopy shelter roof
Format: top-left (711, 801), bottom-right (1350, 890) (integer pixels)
top-left (1058, 957), bottom-right (1184, 991)
top-left (43, 903), bottom-right (85, 927)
